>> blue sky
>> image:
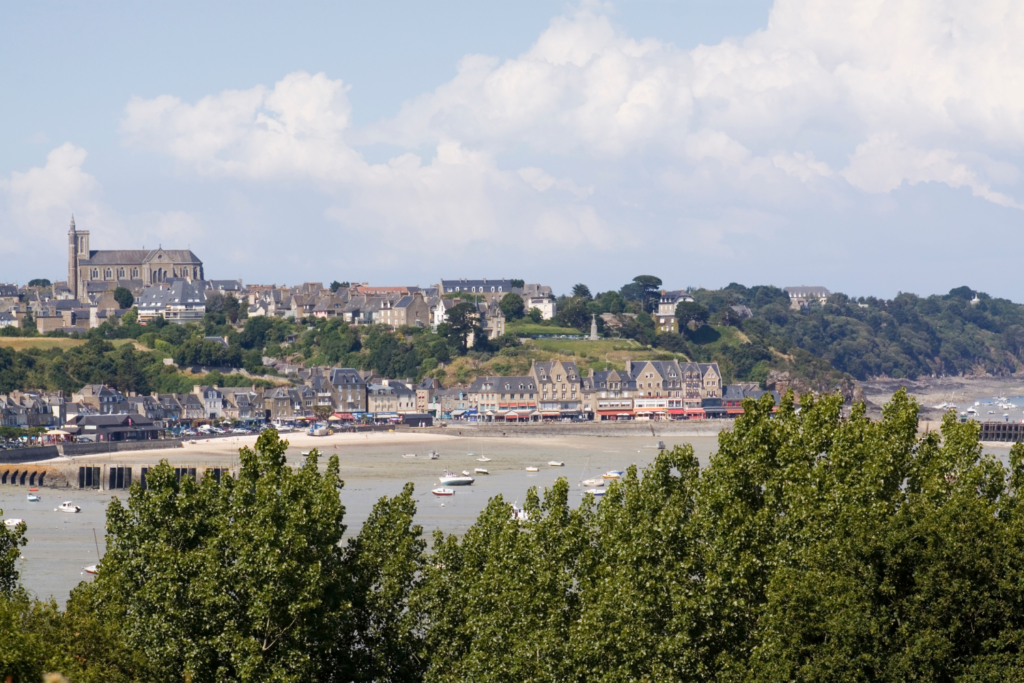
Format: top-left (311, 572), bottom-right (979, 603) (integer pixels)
top-left (2, 0), bottom-right (1022, 299)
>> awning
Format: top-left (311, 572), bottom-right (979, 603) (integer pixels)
top-left (541, 411), bottom-right (561, 416)
top-left (332, 413), bottom-right (355, 420)
top-left (505, 411), bottom-right (520, 417)
top-left (451, 410), bottom-right (466, 416)
top-left (45, 429), bottom-right (71, 435)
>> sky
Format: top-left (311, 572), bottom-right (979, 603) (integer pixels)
top-left (2, 0), bottom-right (1023, 300)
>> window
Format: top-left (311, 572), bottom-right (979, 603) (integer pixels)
top-left (132, 268), bottom-right (139, 278)
top-left (105, 268), bottom-right (112, 279)
top-left (91, 268), bottom-right (98, 279)
top-left (118, 268), bottom-right (125, 278)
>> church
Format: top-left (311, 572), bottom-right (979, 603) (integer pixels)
top-left (67, 216), bottom-right (204, 301)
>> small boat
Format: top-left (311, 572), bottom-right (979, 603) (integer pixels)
top-left (432, 487), bottom-right (455, 496)
top-left (4, 519), bottom-right (24, 528)
top-left (476, 456), bottom-right (491, 462)
top-left (83, 565), bottom-right (98, 575)
top-left (402, 453), bottom-right (418, 459)
top-left (511, 504), bottom-right (529, 522)
top-left (581, 478), bottom-right (604, 487)
top-left (27, 494), bottom-right (40, 502)
top-left (429, 450), bottom-right (440, 460)
top-left (28, 488), bottom-right (38, 492)
top-left (548, 461), bottom-right (564, 467)
top-left (583, 488), bottom-right (606, 497)
top-left (525, 466), bottom-right (539, 472)
top-left (439, 470), bottom-right (474, 486)
top-left (474, 468), bottom-right (489, 474)
top-left (56, 502), bottom-right (81, 513)
top-left (602, 471), bottom-right (623, 480)
top-left (461, 470), bottom-right (471, 476)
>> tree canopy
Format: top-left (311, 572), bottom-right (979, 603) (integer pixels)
top-left (6, 394), bottom-right (1024, 681)
top-left (113, 287), bottom-right (134, 309)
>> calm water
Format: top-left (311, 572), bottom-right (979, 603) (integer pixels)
top-left (3, 435), bottom-right (720, 603)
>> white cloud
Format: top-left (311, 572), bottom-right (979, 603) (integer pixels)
top-left (110, 0), bottom-right (1024, 274)
top-left (0, 143), bottom-right (107, 250)
top-left (0, 144), bottom-right (206, 260)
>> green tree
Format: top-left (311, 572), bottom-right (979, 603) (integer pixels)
top-left (442, 303), bottom-right (478, 354)
top-left (120, 307), bottom-right (139, 326)
top-left (113, 287), bottom-right (134, 309)
top-left (527, 307), bottom-right (542, 323)
top-left (509, 279), bottom-right (525, 289)
top-left (0, 509), bottom-right (26, 594)
top-left (343, 483), bottom-right (426, 682)
top-left (571, 283), bottom-right (591, 300)
top-left (675, 300), bottom-right (710, 329)
top-left (28, 278), bottom-right (51, 287)
top-left (75, 431), bottom-right (349, 682)
top-left (330, 281), bottom-right (350, 292)
top-left (498, 292), bottom-right (525, 321)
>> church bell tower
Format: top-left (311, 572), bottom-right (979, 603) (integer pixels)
top-left (68, 215), bottom-right (78, 300)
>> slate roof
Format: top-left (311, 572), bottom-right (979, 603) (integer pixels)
top-left (138, 280), bottom-right (206, 313)
top-left (440, 279), bottom-right (514, 294)
top-left (784, 286), bottom-right (831, 298)
top-left (79, 249), bottom-right (202, 266)
top-left (0, 284), bottom-right (18, 297)
top-left (328, 368), bottom-right (365, 386)
top-left (469, 376), bottom-right (536, 392)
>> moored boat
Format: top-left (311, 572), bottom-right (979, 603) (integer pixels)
top-left (439, 470), bottom-right (474, 486)
top-left (84, 565), bottom-right (98, 575)
top-left (602, 470), bottom-right (623, 480)
top-left (584, 488), bottom-right (606, 497)
top-left (402, 453), bottom-right (418, 459)
top-left (429, 450), bottom-right (440, 460)
top-left (525, 466), bottom-right (539, 472)
top-left (57, 501), bottom-right (81, 513)
top-left (432, 487), bottom-right (455, 496)
top-left (27, 494), bottom-right (40, 502)
top-left (476, 456), bottom-right (491, 462)
top-left (4, 519), bottom-right (24, 528)
top-left (511, 504), bottom-right (529, 522)
top-left (581, 478), bottom-right (604, 487)
top-left (474, 468), bottom-right (489, 474)
top-left (548, 461), bottom-right (564, 467)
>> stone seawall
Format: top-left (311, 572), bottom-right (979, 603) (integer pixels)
top-left (58, 439), bottom-right (184, 457)
top-left (416, 421), bottom-right (730, 439)
top-left (0, 446), bottom-right (60, 464)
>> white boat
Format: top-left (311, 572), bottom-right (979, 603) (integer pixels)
top-left (548, 461), bottom-right (564, 467)
top-left (56, 502), bottom-right (81, 513)
top-left (511, 504), bottom-right (529, 522)
top-left (4, 519), bottom-right (24, 528)
top-left (583, 488), bottom-right (606, 497)
top-left (439, 470), bottom-right (474, 486)
top-left (461, 470), bottom-right (471, 476)
top-left (402, 453), bottom-right (418, 459)
top-left (602, 471), bottom-right (623, 480)
top-left (644, 440), bottom-right (667, 449)
top-left (581, 478), bottom-right (604, 487)
top-left (83, 565), bottom-right (98, 575)
top-left (432, 487), bottom-right (455, 496)
top-left (429, 450), bottom-right (440, 460)
top-left (476, 456), bottom-right (491, 462)
top-left (474, 468), bottom-right (489, 474)
top-left (27, 494), bottom-right (40, 502)
top-left (525, 466), bottom-right (539, 472)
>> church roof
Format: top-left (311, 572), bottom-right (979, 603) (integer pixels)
top-left (79, 249), bottom-right (202, 266)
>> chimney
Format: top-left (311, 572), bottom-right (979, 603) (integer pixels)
top-left (625, 360), bottom-right (632, 374)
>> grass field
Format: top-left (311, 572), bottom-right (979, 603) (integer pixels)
top-left (526, 338), bottom-right (644, 356)
top-left (506, 322), bottom-right (583, 336)
top-left (0, 337), bottom-right (143, 352)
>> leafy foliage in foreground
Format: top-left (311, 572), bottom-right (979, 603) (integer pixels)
top-left (5, 393), bottom-right (1024, 681)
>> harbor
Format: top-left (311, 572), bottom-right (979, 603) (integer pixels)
top-left (2, 432), bottom-right (721, 602)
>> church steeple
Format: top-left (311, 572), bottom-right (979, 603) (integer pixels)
top-left (69, 214), bottom-right (76, 233)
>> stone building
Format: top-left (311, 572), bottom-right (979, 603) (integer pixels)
top-left (67, 215), bottom-right (203, 301)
